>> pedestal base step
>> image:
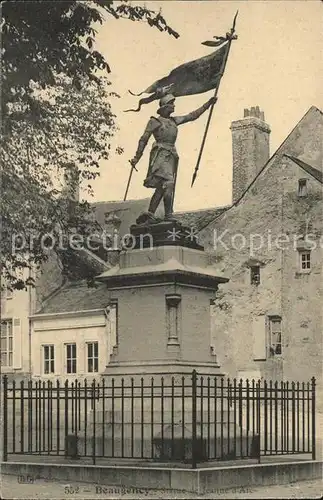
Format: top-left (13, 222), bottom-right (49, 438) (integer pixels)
top-left (67, 432), bottom-right (260, 462)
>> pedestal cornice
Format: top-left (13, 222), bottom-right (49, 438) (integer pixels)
top-left (96, 257), bottom-right (228, 290)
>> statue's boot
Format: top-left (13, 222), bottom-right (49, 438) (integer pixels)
top-left (135, 185), bottom-right (164, 224)
top-left (164, 214), bottom-right (178, 222)
top-left (163, 183), bottom-right (177, 222)
top-left (136, 211), bottom-right (159, 225)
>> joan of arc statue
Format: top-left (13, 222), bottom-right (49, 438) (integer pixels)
top-left (130, 94), bottom-right (216, 223)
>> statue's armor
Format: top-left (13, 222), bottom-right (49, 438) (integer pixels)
top-left (153, 116), bottom-right (178, 145)
top-left (133, 99), bottom-right (211, 206)
top-left (143, 117), bottom-right (179, 188)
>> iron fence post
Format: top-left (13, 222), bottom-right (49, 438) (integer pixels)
top-left (182, 376), bottom-right (186, 462)
top-left (192, 369), bottom-right (197, 469)
top-left (92, 379), bottom-right (96, 465)
top-left (64, 379), bottom-right (69, 445)
top-left (291, 382), bottom-right (295, 454)
top-left (3, 376), bottom-right (8, 461)
top-left (257, 380), bottom-right (261, 464)
top-left (151, 377), bottom-right (154, 460)
top-left (20, 380), bottom-right (25, 453)
top-left (311, 377), bottom-right (316, 460)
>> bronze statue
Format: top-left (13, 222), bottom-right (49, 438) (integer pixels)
top-left (130, 94), bottom-right (217, 223)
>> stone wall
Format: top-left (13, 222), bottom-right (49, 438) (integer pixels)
top-left (279, 157), bottom-right (322, 387)
top-left (200, 157), bottom-right (284, 380)
top-left (199, 151), bottom-right (322, 394)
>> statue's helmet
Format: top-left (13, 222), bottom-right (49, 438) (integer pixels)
top-left (159, 94), bottom-right (175, 107)
top-left (157, 94), bottom-right (175, 114)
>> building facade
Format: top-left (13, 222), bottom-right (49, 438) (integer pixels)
top-left (31, 282), bottom-right (117, 382)
top-left (199, 106), bottom-right (322, 403)
top-left (0, 286), bottom-right (32, 381)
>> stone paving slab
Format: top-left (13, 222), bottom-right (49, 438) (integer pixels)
top-left (2, 452), bottom-right (315, 467)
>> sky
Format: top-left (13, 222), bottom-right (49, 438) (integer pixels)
top-left (85, 0), bottom-right (322, 212)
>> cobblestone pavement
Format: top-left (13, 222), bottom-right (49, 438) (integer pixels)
top-left (1, 474), bottom-right (322, 499)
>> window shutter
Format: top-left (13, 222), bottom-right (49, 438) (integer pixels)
top-left (252, 315), bottom-right (267, 361)
top-left (13, 318), bottom-right (22, 369)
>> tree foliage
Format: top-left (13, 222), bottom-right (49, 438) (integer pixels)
top-left (1, 0), bottom-right (178, 289)
top-left (2, 0), bottom-right (178, 114)
top-left (1, 77), bottom-right (119, 289)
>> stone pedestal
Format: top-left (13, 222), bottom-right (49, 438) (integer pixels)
top-left (128, 220), bottom-right (203, 251)
top-left (83, 233), bottom-right (252, 462)
top-left (97, 220), bottom-right (228, 378)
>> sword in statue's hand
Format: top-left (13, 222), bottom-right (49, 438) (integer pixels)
top-left (124, 159), bottom-right (138, 201)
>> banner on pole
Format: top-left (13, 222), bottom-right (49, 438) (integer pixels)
top-left (126, 43), bottom-right (228, 112)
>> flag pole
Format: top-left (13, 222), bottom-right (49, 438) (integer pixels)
top-left (123, 161), bottom-right (138, 201)
top-left (191, 11), bottom-right (238, 187)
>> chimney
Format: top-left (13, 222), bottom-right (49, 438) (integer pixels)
top-left (230, 107), bottom-right (271, 203)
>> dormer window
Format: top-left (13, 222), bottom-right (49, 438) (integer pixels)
top-left (250, 265), bottom-right (260, 285)
top-left (298, 179), bottom-right (307, 197)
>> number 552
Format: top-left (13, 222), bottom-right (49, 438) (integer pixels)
top-left (65, 486), bottom-right (79, 494)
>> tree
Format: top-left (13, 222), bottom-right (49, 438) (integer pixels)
top-left (1, 1), bottom-right (179, 289)
top-left (2, 1), bottom-right (178, 113)
top-left (1, 76), bottom-right (119, 289)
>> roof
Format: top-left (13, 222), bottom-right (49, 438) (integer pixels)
top-left (285, 155), bottom-right (323, 184)
top-left (176, 206), bottom-right (231, 231)
top-left (235, 106), bottom-right (322, 203)
top-left (92, 198), bottom-right (229, 235)
top-left (92, 198), bottom-right (152, 236)
top-left (200, 106), bottom-right (323, 231)
top-left (37, 281), bottom-right (109, 314)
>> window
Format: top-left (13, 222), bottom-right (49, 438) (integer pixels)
top-left (298, 179), bottom-right (307, 197)
top-left (299, 251), bottom-right (311, 271)
top-left (1, 320), bottom-right (13, 367)
top-left (87, 342), bottom-right (99, 373)
top-left (43, 345), bottom-right (55, 374)
top-left (66, 343), bottom-right (77, 374)
top-left (250, 266), bottom-right (260, 285)
top-left (269, 317), bottom-right (282, 356)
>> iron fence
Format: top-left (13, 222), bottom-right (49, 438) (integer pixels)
top-left (2, 371), bottom-right (316, 467)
